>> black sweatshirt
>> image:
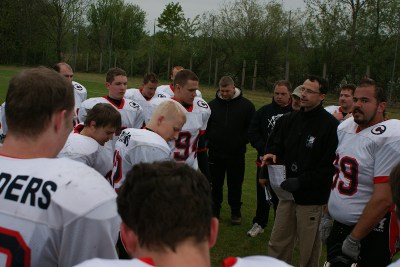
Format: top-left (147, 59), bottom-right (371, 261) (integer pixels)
top-left (206, 88), bottom-right (255, 158)
top-left (267, 104), bottom-right (339, 205)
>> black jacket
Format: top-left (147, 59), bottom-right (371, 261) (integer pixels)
top-left (206, 88), bottom-right (255, 158)
top-left (267, 104), bottom-right (339, 205)
top-left (248, 99), bottom-right (293, 159)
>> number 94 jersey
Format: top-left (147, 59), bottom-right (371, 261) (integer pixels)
top-left (328, 118), bottom-right (400, 225)
top-left (150, 97), bottom-right (211, 169)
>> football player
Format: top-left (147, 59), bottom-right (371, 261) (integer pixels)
top-left (78, 67), bottom-right (145, 149)
top-left (124, 72), bottom-right (169, 123)
top-left (58, 103), bottom-right (121, 180)
top-left (53, 62), bottom-right (87, 126)
top-left (0, 67), bottom-right (120, 267)
top-left (150, 69), bottom-right (211, 172)
top-left (323, 78), bottom-right (400, 267)
top-left (325, 84), bottom-right (356, 122)
top-left (112, 100), bottom-right (186, 191)
top-left (156, 65), bottom-right (202, 98)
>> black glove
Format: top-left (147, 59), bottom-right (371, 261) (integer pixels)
top-left (342, 235), bottom-right (360, 261)
top-left (280, 178), bottom-right (300, 192)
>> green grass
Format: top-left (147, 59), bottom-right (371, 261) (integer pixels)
top-left (1, 65), bottom-right (400, 267)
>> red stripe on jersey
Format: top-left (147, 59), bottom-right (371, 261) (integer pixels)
top-left (102, 96), bottom-right (125, 109)
top-left (74, 124), bottom-right (84, 134)
top-left (169, 84), bottom-right (175, 92)
top-left (374, 176), bottom-right (389, 184)
top-left (199, 130), bottom-right (206, 135)
top-left (197, 148), bottom-right (208, 152)
top-left (221, 257), bottom-right (238, 267)
top-left (140, 257), bottom-right (155, 266)
top-left (256, 160), bottom-right (262, 167)
top-left (171, 98), bottom-right (193, 112)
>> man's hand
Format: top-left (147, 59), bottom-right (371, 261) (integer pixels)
top-left (342, 234), bottom-right (361, 261)
top-left (261, 154), bottom-right (276, 166)
top-left (259, 178), bottom-right (268, 188)
top-left (280, 178), bottom-right (300, 192)
top-left (319, 213), bottom-right (333, 245)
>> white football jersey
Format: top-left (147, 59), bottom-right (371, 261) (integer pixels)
top-left (328, 118), bottom-right (400, 225)
top-left (150, 97), bottom-right (211, 169)
top-left (112, 128), bottom-right (171, 191)
top-left (0, 102), bottom-right (5, 142)
top-left (124, 88), bottom-right (170, 123)
top-left (325, 105), bottom-right (341, 114)
top-left (0, 156), bottom-right (120, 267)
top-left (222, 256), bottom-right (293, 267)
top-left (388, 259), bottom-right (400, 266)
top-left (72, 81), bottom-right (87, 126)
top-left (73, 258), bottom-right (155, 267)
top-left (78, 96), bottom-right (145, 148)
top-left (156, 84), bottom-right (202, 98)
top-left (58, 125), bottom-right (113, 178)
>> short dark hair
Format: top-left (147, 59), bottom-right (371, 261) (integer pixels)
top-left (143, 73), bottom-right (158, 84)
top-left (117, 161), bottom-right (212, 252)
top-left (173, 69), bottom-right (198, 88)
top-left (219, 76), bottom-right (234, 87)
top-left (84, 103), bottom-right (121, 129)
top-left (6, 67), bottom-right (74, 138)
top-left (390, 162), bottom-right (400, 219)
top-left (52, 62), bottom-right (72, 73)
top-left (273, 80), bottom-right (292, 92)
top-left (308, 75), bottom-right (328, 94)
top-left (340, 83), bottom-right (356, 95)
top-left (106, 67), bottom-right (127, 83)
top-left (358, 78), bottom-right (386, 103)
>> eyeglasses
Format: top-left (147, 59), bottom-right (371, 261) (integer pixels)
top-left (300, 87), bottom-right (320, 95)
top-left (64, 75), bottom-right (73, 78)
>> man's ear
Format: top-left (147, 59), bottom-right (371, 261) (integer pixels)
top-left (120, 223), bottom-right (139, 258)
top-left (208, 217), bottom-right (219, 248)
top-left (378, 101), bottom-right (387, 114)
top-left (89, 120), bottom-right (97, 129)
top-left (53, 109), bottom-right (67, 133)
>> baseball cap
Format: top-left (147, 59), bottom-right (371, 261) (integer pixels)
top-left (292, 85), bottom-right (303, 98)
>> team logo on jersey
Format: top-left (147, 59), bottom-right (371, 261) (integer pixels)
top-left (267, 114), bottom-right (283, 130)
top-left (74, 84), bottom-right (83, 91)
top-left (129, 101), bottom-right (140, 109)
top-left (197, 100), bottom-right (209, 109)
top-left (118, 131), bottom-right (131, 147)
top-left (371, 125), bottom-right (386, 135)
top-left (373, 218), bottom-right (386, 233)
top-left (158, 94), bottom-right (166, 98)
top-left (291, 162), bottom-right (298, 172)
top-left (305, 135), bottom-right (316, 148)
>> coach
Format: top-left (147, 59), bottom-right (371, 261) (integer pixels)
top-left (262, 75), bottom-right (339, 266)
top-left (206, 76), bottom-right (255, 225)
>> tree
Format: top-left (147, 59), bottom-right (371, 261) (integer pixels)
top-left (157, 2), bottom-right (185, 65)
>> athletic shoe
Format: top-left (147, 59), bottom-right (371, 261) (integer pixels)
top-left (247, 223), bottom-right (264, 237)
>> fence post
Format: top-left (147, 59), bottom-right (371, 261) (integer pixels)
top-left (241, 60), bottom-right (246, 89)
top-left (322, 63), bottom-right (327, 79)
top-left (86, 53), bottom-right (89, 72)
top-left (114, 55), bottom-right (117, 68)
top-left (189, 56), bottom-right (193, 71)
top-left (99, 53), bottom-right (102, 73)
top-left (252, 60), bottom-right (258, 91)
top-left (213, 58), bottom-right (218, 88)
top-left (167, 57), bottom-right (171, 80)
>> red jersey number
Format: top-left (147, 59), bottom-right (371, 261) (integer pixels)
top-left (0, 227), bottom-right (31, 267)
top-left (331, 154), bottom-right (359, 196)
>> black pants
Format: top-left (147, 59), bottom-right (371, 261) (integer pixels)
top-left (327, 213), bottom-right (397, 267)
top-left (209, 154), bottom-right (245, 218)
top-left (252, 165), bottom-right (279, 228)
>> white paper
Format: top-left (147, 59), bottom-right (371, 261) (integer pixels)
top-left (267, 165), bottom-right (294, 200)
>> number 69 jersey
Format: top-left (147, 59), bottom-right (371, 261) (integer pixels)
top-left (328, 118), bottom-right (400, 225)
top-left (150, 97), bottom-right (211, 169)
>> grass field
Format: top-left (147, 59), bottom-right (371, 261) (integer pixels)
top-left (1, 65), bottom-right (400, 267)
